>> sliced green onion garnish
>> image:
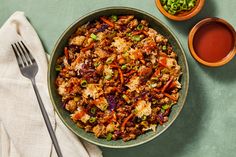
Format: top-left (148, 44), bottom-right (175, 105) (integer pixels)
top-left (162, 45), bottom-right (167, 51)
top-left (106, 56), bottom-right (115, 64)
top-left (111, 15), bottom-right (118, 21)
top-left (162, 104), bottom-right (170, 110)
top-left (55, 65), bottom-right (62, 71)
top-left (89, 117), bottom-right (97, 123)
top-left (106, 133), bottom-right (113, 141)
top-left (137, 24), bottom-right (144, 30)
top-left (94, 62), bottom-right (100, 67)
top-left (126, 32), bottom-right (132, 37)
top-left (132, 35), bottom-right (141, 42)
top-left (142, 115), bottom-right (147, 121)
top-left (90, 107), bottom-right (97, 114)
top-left (80, 80), bottom-right (87, 87)
top-left (161, 0), bottom-right (196, 15)
top-left (121, 64), bottom-right (127, 70)
top-left (90, 33), bottom-right (97, 40)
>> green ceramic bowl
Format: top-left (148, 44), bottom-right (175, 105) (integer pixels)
top-left (48, 7), bottom-right (189, 148)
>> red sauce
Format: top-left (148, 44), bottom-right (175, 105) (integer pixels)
top-left (193, 22), bottom-right (234, 62)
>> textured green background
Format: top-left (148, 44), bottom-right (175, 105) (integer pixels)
top-left (1, 0), bottom-right (236, 157)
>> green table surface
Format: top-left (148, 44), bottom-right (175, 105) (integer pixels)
top-left (1, 0), bottom-right (236, 157)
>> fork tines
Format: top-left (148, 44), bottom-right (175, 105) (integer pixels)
top-left (11, 41), bottom-right (36, 67)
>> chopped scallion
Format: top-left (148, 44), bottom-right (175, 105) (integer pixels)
top-left (137, 24), bottom-right (144, 30)
top-left (80, 80), bottom-right (87, 87)
top-left (111, 15), bottom-right (118, 21)
top-left (121, 64), bottom-right (127, 70)
top-left (89, 117), bottom-right (97, 123)
top-left (90, 33), bottom-right (98, 40)
top-left (131, 35), bottom-right (141, 42)
top-left (106, 133), bottom-right (113, 141)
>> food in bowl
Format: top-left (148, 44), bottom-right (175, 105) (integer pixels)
top-left (160, 0), bottom-right (197, 15)
top-left (55, 15), bottom-right (182, 141)
top-left (155, 0), bottom-right (205, 21)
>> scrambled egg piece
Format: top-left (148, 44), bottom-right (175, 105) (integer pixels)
top-left (58, 82), bottom-right (67, 96)
top-left (93, 97), bottom-right (109, 111)
top-left (135, 100), bottom-right (152, 118)
top-left (112, 37), bottom-right (131, 53)
top-left (126, 76), bottom-right (140, 92)
top-left (82, 84), bottom-right (103, 99)
top-left (103, 65), bottom-right (113, 76)
top-left (94, 48), bottom-right (108, 59)
top-left (69, 35), bottom-right (85, 46)
top-left (71, 107), bottom-right (90, 123)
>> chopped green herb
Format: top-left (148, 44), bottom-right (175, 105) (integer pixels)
top-left (80, 80), bottom-right (87, 87)
top-left (162, 104), bottom-right (170, 110)
top-left (142, 115), bottom-right (147, 121)
top-left (89, 117), bottom-right (97, 123)
top-left (90, 107), bottom-right (97, 114)
top-left (161, 0), bottom-right (196, 15)
top-left (111, 15), bottom-right (118, 21)
top-left (121, 64), bottom-right (127, 70)
top-left (90, 33), bottom-right (97, 40)
top-left (162, 45), bottom-right (167, 51)
top-left (106, 133), bottom-right (113, 141)
top-left (94, 62), bottom-right (100, 67)
top-left (132, 35), bottom-right (141, 42)
top-left (137, 24), bottom-right (144, 30)
top-left (55, 65), bottom-right (62, 71)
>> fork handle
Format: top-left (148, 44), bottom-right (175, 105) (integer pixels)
top-left (31, 78), bottom-right (63, 157)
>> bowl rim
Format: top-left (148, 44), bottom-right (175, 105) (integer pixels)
top-left (155, 0), bottom-right (205, 21)
top-left (188, 17), bottom-right (236, 67)
top-left (48, 6), bottom-right (189, 148)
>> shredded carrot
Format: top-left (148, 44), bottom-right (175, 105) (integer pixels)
top-left (121, 113), bottom-right (134, 132)
top-left (64, 47), bottom-right (69, 61)
top-left (74, 111), bottom-right (85, 121)
top-left (123, 70), bottom-right (136, 76)
top-left (164, 93), bottom-right (178, 101)
top-left (109, 110), bottom-right (117, 122)
top-left (110, 64), bottom-right (119, 68)
top-left (100, 17), bottom-right (114, 27)
top-left (132, 30), bottom-right (142, 35)
top-left (153, 88), bottom-right (161, 93)
top-left (158, 57), bottom-right (168, 68)
top-left (153, 69), bottom-right (160, 76)
top-left (167, 81), bottom-right (177, 90)
top-left (118, 68), bottom-right (124, 84)
top-left (159, 52), bottom-right (168, 57)
top-left (81, 43), bottom-right (94, 52)
top-left (142, 30), bottom-right (149, 36)
top-left (161, 76), bottom-right (173, 93)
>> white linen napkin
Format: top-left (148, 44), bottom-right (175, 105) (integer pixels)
top-left (0, 11), bottom-right (102, 157)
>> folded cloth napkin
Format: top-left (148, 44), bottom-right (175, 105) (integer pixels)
top-left (0, 12), bottom-right (102, 157)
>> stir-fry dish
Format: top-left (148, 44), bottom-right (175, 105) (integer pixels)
top-left (55, 15), bottom-right (182, 141)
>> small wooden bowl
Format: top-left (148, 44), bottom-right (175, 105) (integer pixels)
top-left (155, 0), bottom-right (205, 21)
top-left (188, 18), bottom-right (236, 67)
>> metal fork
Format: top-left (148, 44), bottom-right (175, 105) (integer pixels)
top-left (11, 41), bottom-right (63, 157)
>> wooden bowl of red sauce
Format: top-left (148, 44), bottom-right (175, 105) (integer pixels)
top-left (188, 18), bottom-right (236, 67)
top-left (155, 0), bottom-right (205, 21)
